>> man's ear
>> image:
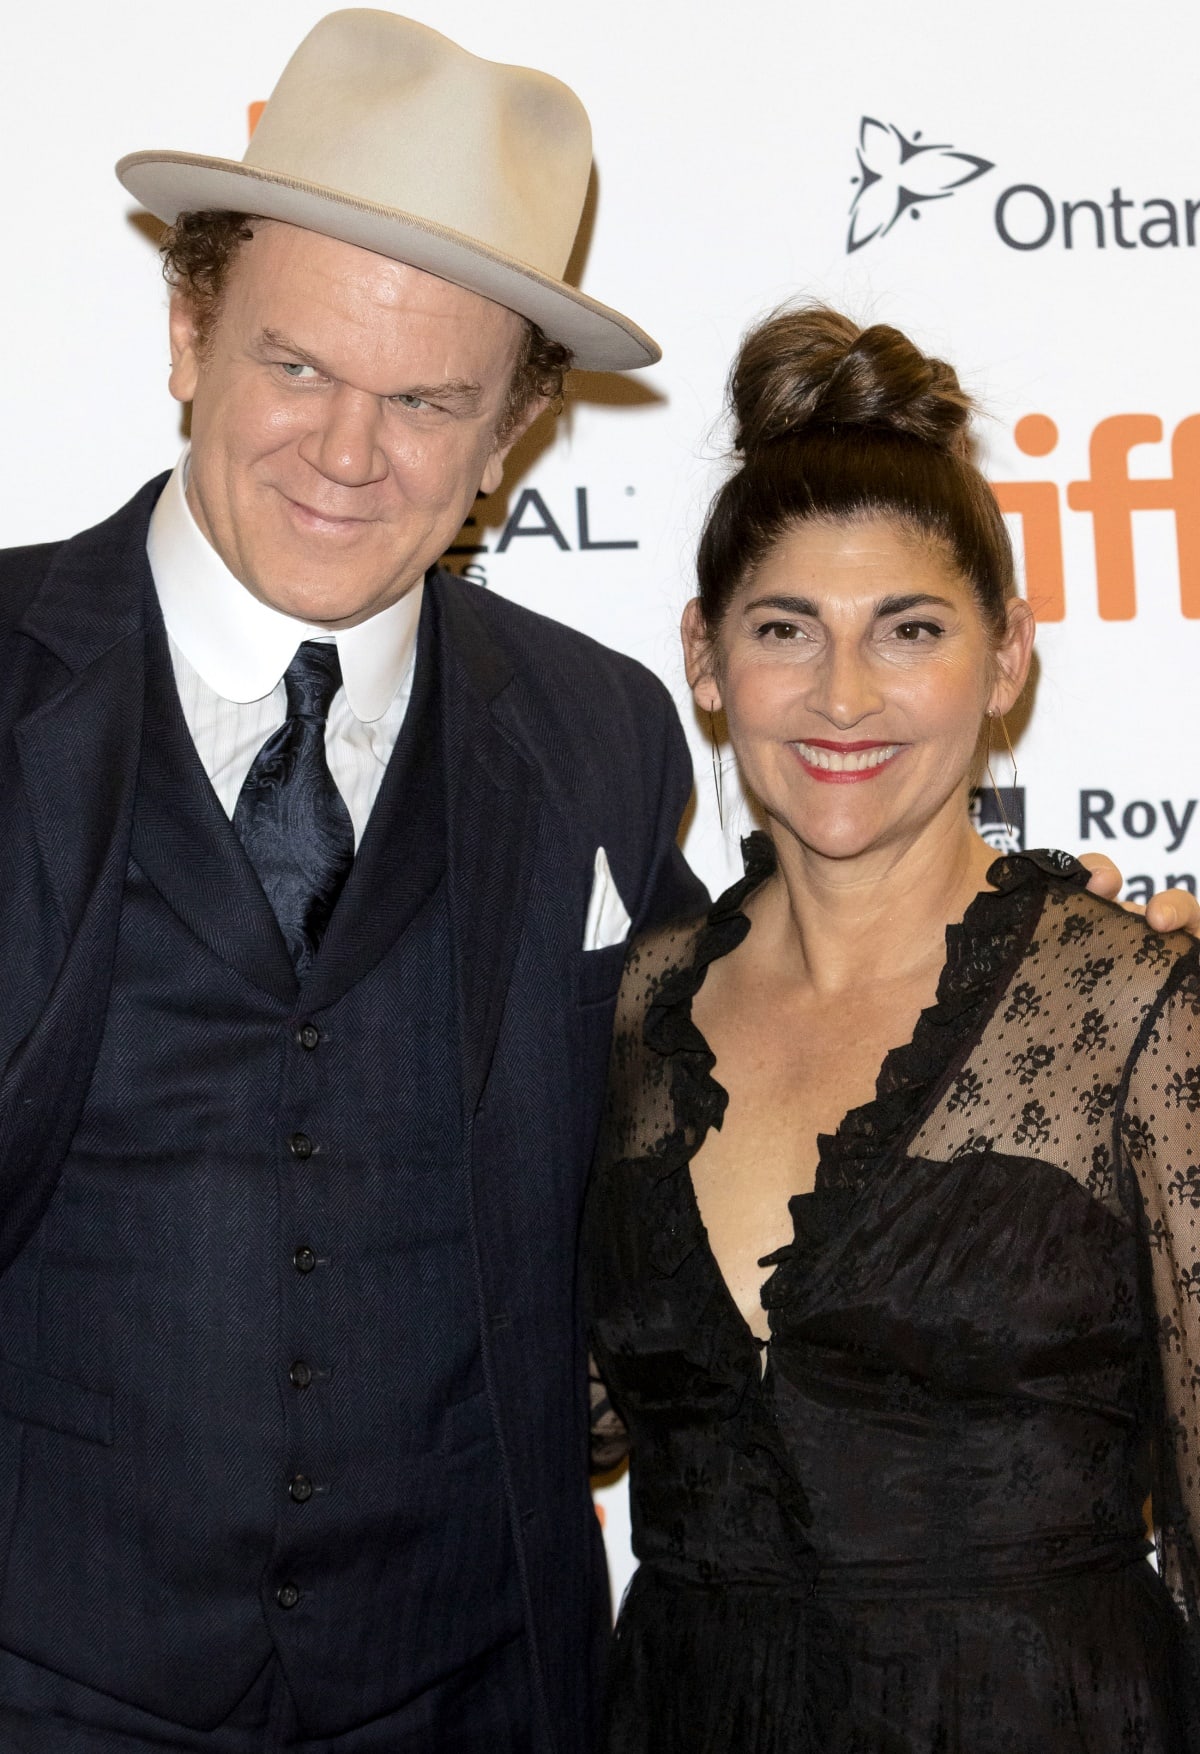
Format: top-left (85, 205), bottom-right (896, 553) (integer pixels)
top-left (167, 294), bottom-right (203, 406)
top-left (681, 598), bottom-right (722, 714)
top-left (478, 395), bottom-right (550, 497)
top-left (987, 596), bottom-right (1036, 718)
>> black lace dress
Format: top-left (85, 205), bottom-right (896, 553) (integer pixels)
top-left (584, 838), bottom-right (1200, 1753)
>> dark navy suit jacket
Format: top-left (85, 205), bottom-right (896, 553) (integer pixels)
top-left (0, 477), bottom-right (706, 1748)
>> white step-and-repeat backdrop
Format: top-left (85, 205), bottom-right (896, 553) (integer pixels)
top-left (4, 0), bottom-right (1197, 1602)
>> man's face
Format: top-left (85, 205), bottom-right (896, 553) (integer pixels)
top-left (169, 221), bottom-right (533, 626)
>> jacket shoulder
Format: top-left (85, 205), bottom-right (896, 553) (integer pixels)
top-left (432, 568), bottom-right (670, 709)
top-left (0, 477), bottom-right (168, 646)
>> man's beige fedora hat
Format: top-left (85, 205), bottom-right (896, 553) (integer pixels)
top-left (116, 9), bottom-right (658, 371)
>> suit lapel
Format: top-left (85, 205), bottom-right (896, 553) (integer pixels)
top-left (12, 481), bottom-right (162, 938)
top-left (0, 484), bottom-right (158, 1266)
top-left (433, 577), bottom-right (541, 1117)
top-left (14, 634), bottom-right (144, 938)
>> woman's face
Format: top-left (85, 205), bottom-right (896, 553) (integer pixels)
top-left (683, 515), bottom-right (1034, 866)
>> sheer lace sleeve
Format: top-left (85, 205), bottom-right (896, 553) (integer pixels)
top-left (1122, 949), bottom-right (1200, 1713)
top-left (591, 916), bottom-right (708, 1181)
top-left (585, 913), bottom-right (707, 1476)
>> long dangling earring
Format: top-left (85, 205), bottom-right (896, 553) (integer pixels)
top-left (985, 710), bottom-right (1015, 841)
top-left (997, 713), bottom-right (1019, 790)
top-left (708, 710), bottom-right (725, 833)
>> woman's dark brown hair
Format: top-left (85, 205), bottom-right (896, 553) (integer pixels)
top-left (160, 210), bottom-right (572, 439)
top-left (696, 304), bottom-right (1014, 635)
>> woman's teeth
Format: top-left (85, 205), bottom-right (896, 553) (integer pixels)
top-left (795, 742), bottom-right (900, 773)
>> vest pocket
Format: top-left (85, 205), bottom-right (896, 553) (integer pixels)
top-left (0, 1359), bottom-right (113, 1446)
top-left (576, 943), bottom-right (627, 1008)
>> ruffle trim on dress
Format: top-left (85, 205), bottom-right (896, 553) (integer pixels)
top-left (762, 845), bottom-right (1088, 1308)
top-left (642, 832), bottom-right (776, 1163)
top-left (634, 836), bottom-right (818, 1529)
top-left (646, 833), bottom-right (1087, 1186)
top-left (812, 847), bottom-right (1060, 1192)
top-left (638, 835), bottom-right (775, 1282)
top-left (640, 833), bottom-right (1088, 1302)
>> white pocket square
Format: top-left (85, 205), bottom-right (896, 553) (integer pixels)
top-left (583, 847), bottom-right (632, 952)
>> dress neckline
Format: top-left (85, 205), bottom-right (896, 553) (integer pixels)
top-left (641, 832), bottom-right (1087, 1354)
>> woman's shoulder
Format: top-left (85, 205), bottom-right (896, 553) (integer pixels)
top-left (1028, 858), bottom-right (1198, 984)
top-left (999, 855), bottom-right (1200, 1067)
top-left (617, 835), bottom-right (773, 1031)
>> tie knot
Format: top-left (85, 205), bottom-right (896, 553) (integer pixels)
top-left (284, 640), bottom-right (343, 723)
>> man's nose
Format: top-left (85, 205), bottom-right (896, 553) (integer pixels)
top-left (806, 640), bottom-right (884, 727)
top-left (299, 387), bottom-right (387, 487)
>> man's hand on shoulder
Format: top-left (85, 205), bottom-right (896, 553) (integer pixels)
top-left (1080, 853), bottom-right (1200, 936)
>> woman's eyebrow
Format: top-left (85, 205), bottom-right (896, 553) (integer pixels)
top-left (742, 594), bottom-right (821, 617)
top-left (875, 593), bottom-right (957, 616)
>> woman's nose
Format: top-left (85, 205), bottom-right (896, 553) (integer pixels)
top-left (806, 641), bottom-right (884, 727)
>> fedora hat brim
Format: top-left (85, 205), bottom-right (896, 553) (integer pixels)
top-left (117, 151), bottom-right (660, 373)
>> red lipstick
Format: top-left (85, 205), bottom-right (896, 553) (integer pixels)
top-left (791, 739), bottom-right (903, 784)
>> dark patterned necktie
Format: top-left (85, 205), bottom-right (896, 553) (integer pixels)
top-left (233, 641), bottom-right (355, 975)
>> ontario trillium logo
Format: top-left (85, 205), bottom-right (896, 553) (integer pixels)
top-left (848, 117), bottom-right (993, 253)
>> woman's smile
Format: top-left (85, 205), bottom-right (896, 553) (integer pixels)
top-left (791, 739), bottom-right (904, 782)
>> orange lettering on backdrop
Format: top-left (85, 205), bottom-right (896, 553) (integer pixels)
top-left (249, 102), bottom-right (266, 137)
top-left (1170, 416), bottom-right (1200, 618)
top-left (1067, 416), bottom-right (1160, 619)
top-left (1066, 415), bottom-right (1200, 619)
top-left (992, 415), bottom-right (1065, 621)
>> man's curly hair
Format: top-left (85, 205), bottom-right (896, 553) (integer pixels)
top-left (161, 210), bottom-right (572, 439)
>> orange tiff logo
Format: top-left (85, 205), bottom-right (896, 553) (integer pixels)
top-left (993, 414), bottom-right (1200, 620)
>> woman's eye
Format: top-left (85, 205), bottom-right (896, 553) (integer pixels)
top-left (891, 620), bottom-right (943, 642)
top-left (757, 621), bottom-right (802, 641)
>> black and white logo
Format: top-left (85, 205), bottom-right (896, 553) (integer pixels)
top-left (969, 786), bottom-right (1025, 855)
top-left (847, 117), bottom-right (993, 253)
top-left (845, 117), bottom-right (1198, 255)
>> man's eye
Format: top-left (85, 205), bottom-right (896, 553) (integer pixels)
top-left (279, 362), bottom-right (319, 380)
top-left (390, 393), bottom-right (429, 411)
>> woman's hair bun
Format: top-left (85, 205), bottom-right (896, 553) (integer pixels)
top-left (730, 303), bottom-right (974, 458)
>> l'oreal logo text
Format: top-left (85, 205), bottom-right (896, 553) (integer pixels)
top-left (449, 487), bottom-right (637, 563)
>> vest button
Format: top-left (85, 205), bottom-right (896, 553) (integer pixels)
top-left (289, 1132), bottom-right (314, 1160)
top-left (293, 1245), bottom-right (317, 1274)
top-left (289, 1474), bottom-right (314, 1504)
top-left (276, 1582), bottom-right (301, 1611)
top-left (297, 1023), bottom-right (320, 1050)
top-left (289, 1360), bottom-right (313, 1390)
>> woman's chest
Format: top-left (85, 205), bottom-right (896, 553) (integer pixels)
top-left (686, 991), bottom-right (933, 1337)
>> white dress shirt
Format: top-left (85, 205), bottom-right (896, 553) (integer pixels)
top-left (146, 453), bottom-right (423, 848)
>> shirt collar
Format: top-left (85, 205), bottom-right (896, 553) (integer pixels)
top-left (146, 450), bottom-right (423, 722)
